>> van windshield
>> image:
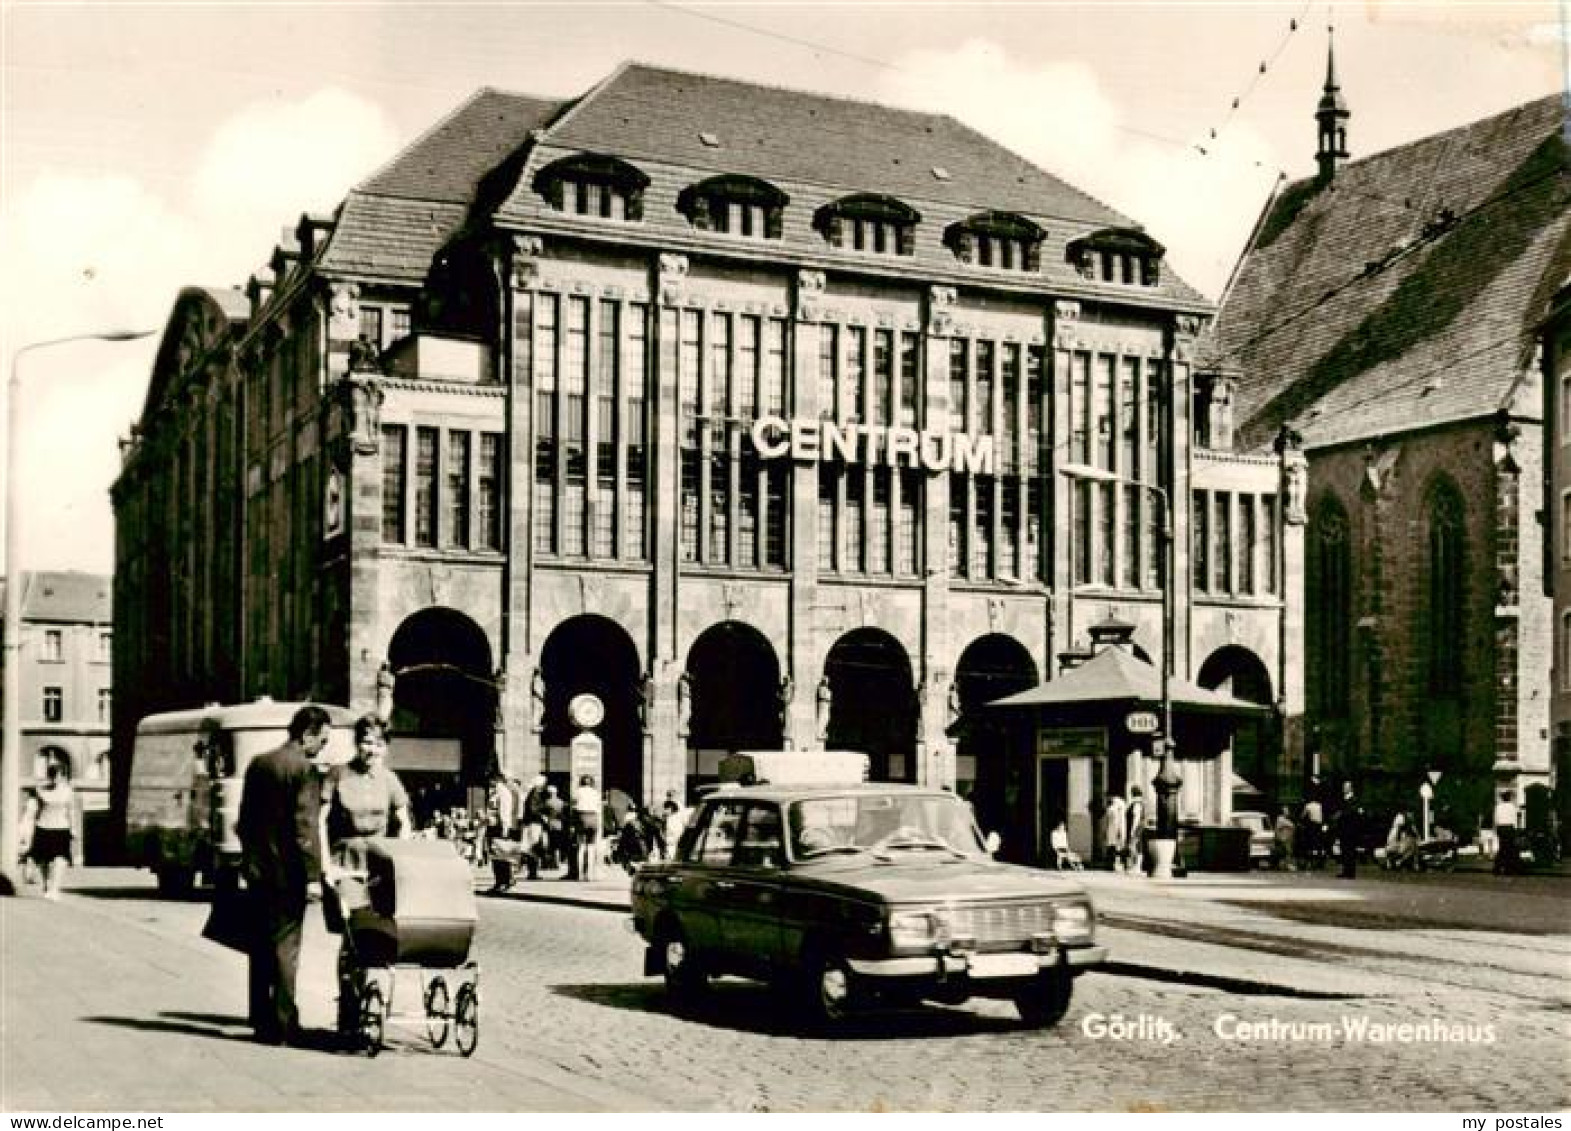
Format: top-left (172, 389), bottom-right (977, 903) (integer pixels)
top-left (787, 793), bottom-right (987, 859)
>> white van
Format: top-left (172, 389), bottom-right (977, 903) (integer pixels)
top-left (125, 699), bottom-right (356, 895)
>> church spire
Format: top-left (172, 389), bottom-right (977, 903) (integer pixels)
top-left (1315, 25), bottom-right (1350, 184)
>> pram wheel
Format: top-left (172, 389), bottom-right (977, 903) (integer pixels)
top-left (453, 982), bottom-right (479, 1057)
top-left (359, 980), bottom-right (387, 1056)
top-left (425, 977), bottom-right (451, 1049)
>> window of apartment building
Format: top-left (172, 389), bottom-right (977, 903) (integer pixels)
top-left (98, 687), bottom-right (111, 724)
top-left (678, 175), bottom-right (787, 240)
top-left (815, 195), bottom-right (918, 257)
top-left (534, 154), bottom-right (648, 221)
top-left (96, 630), bottom-right (112, 664)
top-left (382, 424), bottom-right (407, 542)
top-left (1562, 610), bottom-right (1571, 693)
top-left (414, 426), bottom-right (438, 547)
top-left (1562, 490), bottom-right (1571, 560)
top-left (944, 212), bottom-right (1044, 273)
top-left (477, 433), bottom-right (503, 551)
top-left (1561, 375), bottom-right (1571, 445)
top-left (1066, 228), bottom-right (1164, 288)
top-left (1427, 480), bottom-right (1465, 697)
top-left (43, 686), bottom-right (62, 723)
top-left (358, 303), bottom-right (412, 351)
top-left (445, 430), bottom-right (471, 548)
top-left (41, 629), bottom-right (62, 663)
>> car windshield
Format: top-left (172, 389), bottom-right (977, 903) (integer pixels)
top-left (787, 792), bottom-right (987, 859)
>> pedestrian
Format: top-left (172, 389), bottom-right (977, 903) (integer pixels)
top-left (572, 774), bottom-right (602, 882)
top-left (662, 790), bottom-right (688, 859)
top-left (485, 773), bottom-right (520, 894)
top-left (543, 784), bottom-right (567, 871)
top-left (1333, 781), bottom-right (1362, 879)
top-left (236, 703), bottom-right (331, 1046)
top-left (1299, 794), bottom-right (1324, 869)
top-left (23, 759), bottom-right (80, 900)
top-left (1125, 787), bottom-right (1146, 875)
top-left (320, 713), bottom-right (411, 1034)
top-left (1272, 806), bottom-right (1296, 871)
top-left (1492, 788), bottom-right (1522, 875)
top-left (1103, 792), bottom-right (1127, 871)
top-left (520, 773), bottom-right (549, 879)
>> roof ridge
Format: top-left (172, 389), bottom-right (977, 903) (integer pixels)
top-left (355, 88), bottom-right (498, 193)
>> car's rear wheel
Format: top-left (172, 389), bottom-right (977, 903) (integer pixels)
top-left (660, 922), bottom-right (707, 1003)
top-left (1014, 969), bottom-right (1073, 1028)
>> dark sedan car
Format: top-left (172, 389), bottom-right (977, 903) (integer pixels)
top-left (630, 781), bottom-right (1107, 1029)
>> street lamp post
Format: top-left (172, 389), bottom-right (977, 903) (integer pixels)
top-left (2, 331), bottom-right (155, 894)
top-left (1060, 462), bottom-right (1181, 878)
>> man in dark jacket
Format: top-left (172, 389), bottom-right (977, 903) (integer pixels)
top-left (1333, 781), bottom-right (1362, 880)
top-left (237, 704), bottom-right (331, 1044)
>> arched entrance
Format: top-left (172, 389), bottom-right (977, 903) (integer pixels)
top-left (539, 615), bottom-right (642, 804)
top-left (387, 608), bottom-right (496, 824)
top-left (1198, 645), bottom-right (1276, 801)
top-left (685, 622), bottom-right (783, 784)
top-left (824, 628), bottom-right (916, 782)
top-left (954, 634), bottom-right (1038, 838)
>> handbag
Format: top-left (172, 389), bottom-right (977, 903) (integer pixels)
top-left (201, 883), bottom-right (255, 953)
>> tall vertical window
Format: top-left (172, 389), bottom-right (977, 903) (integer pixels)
top-left (818, 467), bottom-right (839, 571)
top-left (949, 340), bottom-right (968, 433)
top-left (999, 343), bottom-right (1019, 474)
top-left (1313, 498), bottom-right (1352, 716)
top-left (1213, 492), bottom-right (1231, 592)
top-left (1192, 490), bottom-right (1209, 593)
top-left (1428, 482), bottom-right (1465, 696)
top-left (679, 309), bottom-right (701, 563)
top-left (382, 424), bottom-right (407, 542)
top-left (43, 687), bottom-right (62, 723)
top-left (1027, 480), bottom-right (1045, 582)
top-left (1238, 496), bottom-right (1257, 594)
top-left (534, 295), bottom-right (559, 554)
top-left (562, 297), bottom-right (589, 557)
top-left (949, 484), bottom-right (966, 575)
top-left (763, 318), bottom-right (786, 416)
top-left (1098, 482), bottom-right (1115, 585)
top-left (846, 327), bottom-right (866, 422)
top-left (1071, 352), bottom-right (1091, 463)
top-left (1093, 355), bottom-right (1114, 469)
top-left (999, 483), bottom-right (1018, 578)
top-left (844, 471), bottom-right (865, 572)
top-left (972, 479), bottom-right (994, 578)
top-left (765, 463), bottom-right (789, 568)
top-left (1025, 346), bottom-right (1044, 474)
top-left (1120, 357), bottom-right (1140, 476)
top-left (869, 471), bottom-right (891, 574)
top-left (706, 311), bottom-right (732, 566)
top-left (897, 471), bottom-right (921, 576)
top-left (975, 341), bottom-right (995, 438)
top-left (595, 300), bottom-right (619, 558)
top-left (1262, 495), bottom-right (1278, 594)
top-left (1122, 484), bottom-right (1140, 588)
top-left (818, 325), bottom-right (838, 419)
top-left (898, 333), bottom-right (919, 429)
top-left (478, 433), bottom-right (502, 551)
top-left (1074, 480), bottom-right (1092, 585)
top-left (42, 630), bottom-right (62, 663)
top-left (1145, 359), bottom-right (1164, 482)
top-left (872, 329), bottom-right (893, 426)
top-left (446, 430), bottom-right (471, 548)
top-left (414, 426), bottom-right (438, 547)
top-left (625, 304), bottom-right (649, 560)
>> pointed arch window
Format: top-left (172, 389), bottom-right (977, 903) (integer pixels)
top-left (1427, 481), bottom-right (1465, 696)
top-left (815, 194), bottom-right (919, 257)
top-left (678, 175), bottom-right (787, 240)
top-left (1311, 496), bottom-right (1352, 718)
top-left (534, 154), bottom-right (649, 222)
top-left (944, 211), bottom-right (1044, 273)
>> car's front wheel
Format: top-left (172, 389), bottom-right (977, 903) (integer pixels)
top-left (804, 948), bottom-right (857, 1029)
top-left (660, 922), bottom-right (708, 1004)
top-left (1014, 969), bottom-right (1073, 1028)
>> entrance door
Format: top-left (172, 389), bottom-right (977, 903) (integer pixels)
top-left (1037, 757), bottom-right (1070, 867)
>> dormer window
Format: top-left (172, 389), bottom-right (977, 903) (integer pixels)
top-left (815, 195), bottom-right (919, 257)
top-left (945, 212), bottom-right (1044, 273)
top-left (678, 175), bottom-right (787, 240)
top-left (534, 153), bottom-right (649, 222)
top-left (1066, 228), bottom-right (1165, 288)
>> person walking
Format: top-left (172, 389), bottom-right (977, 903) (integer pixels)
top-left (320, 713), bottom-right (411, 1034)
top-left (485, 773), bottom-right (520, 894)
top-left (1103, 792), bottom-right (1127, 872)
top-left (572, 774), bottom-right (602, 882)
top-left (1333, 781), bottom-right (1362, 879)
top-left (662, 790), bottom-right (688, 860)
top-left (236, 703), bottom-right (331, 1045)
top-left (24, 759), bottom-right (80, 900)
top-left (1272, 806), bottom-right (1297, 871)
top-left (520, 773), bottom-right (549, 879)
top-left (1299, 794), bottom-right (1325, 869)
top-left (1493, 789), bottom-right (1522, 875)
top-left (1124, 787), bottom-right (1146, 875)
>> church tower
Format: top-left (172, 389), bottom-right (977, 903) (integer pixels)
top-left (1315, 28), bottom-right (1350, 183)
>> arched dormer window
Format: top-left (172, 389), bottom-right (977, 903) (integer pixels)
top-left (1426, 478), bottom-right (1465, 697)
top-left (678, 175), bottom-right (787, 240)
top-left (533, 154), bottom-right (649, 222)
top-left (1310, 494), bottom-right (1352, 719)
top-left (1066, 227), bottom-right (1164, 287)
top-left (944, 212), bottom-right (1044, 272)
top-left (815, 194), bottom-right (919, 257)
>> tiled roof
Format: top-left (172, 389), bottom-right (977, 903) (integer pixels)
top-left (1212, 93), bottom-right (1571, 452)
top-left (318, 89), bottom-right (567, 284)
top-left (11, 572), bottom-right (112, 623)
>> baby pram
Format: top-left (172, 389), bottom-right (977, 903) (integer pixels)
top-left (328, 837), bottom-right (480, 1056)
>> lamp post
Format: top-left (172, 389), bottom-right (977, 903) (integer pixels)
top-left (2, 331), bottom-right (155, 894)
top-left (1060, 462), bottom-right (1181, 878)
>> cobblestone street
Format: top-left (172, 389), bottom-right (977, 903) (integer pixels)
top-left (3, 868), bottom-right (1567, 1112)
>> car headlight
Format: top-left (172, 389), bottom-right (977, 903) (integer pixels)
top-left (887, 909), bottom-right (949, 948)
top-left (1052, 902), bottom-right (1094, 943)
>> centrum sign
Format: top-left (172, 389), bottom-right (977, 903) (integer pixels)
top-left (749, 414), bottom-right (996, 475)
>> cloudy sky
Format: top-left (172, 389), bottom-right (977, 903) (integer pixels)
top-left (2, 1), bottom-right (1563, 573)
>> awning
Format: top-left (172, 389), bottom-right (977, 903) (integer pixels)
top-left (983, 646), bottom-right (1271, 716)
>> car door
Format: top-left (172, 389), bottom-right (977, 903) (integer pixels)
top-left (719, 802), bottom-right (787, 973)
top-left (668, 798), bottom-right (746, 959)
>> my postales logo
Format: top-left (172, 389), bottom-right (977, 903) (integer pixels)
top-left (749, 415), bottom-right (997, 476)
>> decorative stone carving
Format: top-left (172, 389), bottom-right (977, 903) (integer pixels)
top-left (677, 670), bottom-right (694, 738)
top-left (658, 253), bottom-right (690, 306)
top-left (509, 235), bottom-right (546, 288)
top-left (815, 676), bottom-right (833, 743)
top-left (1053, 300), bottom-right (1081, 348)
top-left (530, 667), bottom-right (545, 734)
top-left (928, 285), bottom-right (958, 336)
top-left (329, 282), bottom-right (361, 339)
top-left (333, 370), bottom-right (385, 456)
top-left (796, 269), bottom-right (826, 320)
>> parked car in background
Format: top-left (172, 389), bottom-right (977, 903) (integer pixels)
top-left (1229, 810), bottom-right (1274, 868)
top-left (630, 753), bottom-right (1107, 1031)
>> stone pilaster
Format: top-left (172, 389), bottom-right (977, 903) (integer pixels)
top-left (919, 284), bottom-right (957, 786)
top-left (788, 270), bottom-right (825, 747)
top-left (505, 237), bottom-right (544, 778)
